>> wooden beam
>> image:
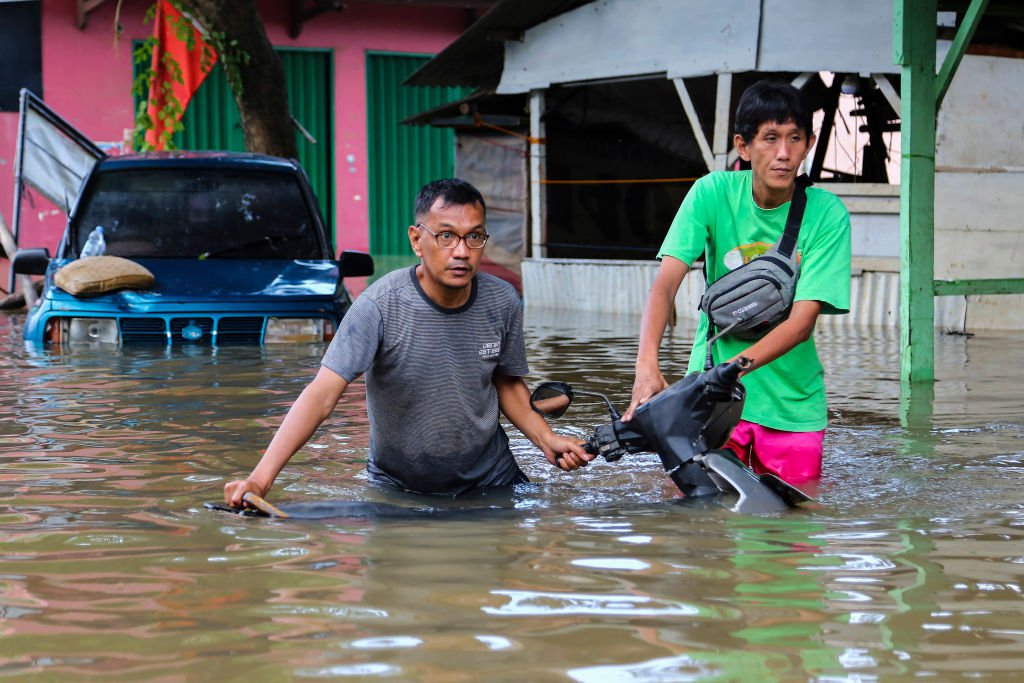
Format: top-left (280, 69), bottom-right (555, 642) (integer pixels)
top-left (895, 0), bottom-right (938, 392)
top-left (933, 278), bottom-right (1024, 296)
top-left (529, 89), bottom-right (546, 259)
top-left (938, 0), bottom-right (1021, 16)
top-left (712, 73), bottom-right (733, 171)
top-left (809, 76), bottom-right (842, 181)
top-left (672, 77), bottom-right (715, 172)
top-left (0, 204), bottom-right (36, 307)
top-left (936, 0), bottom-right (990, 108)
top-left (872, 73), bottom-right (901, 115)
top-left (790, 72), bottom-right (814, 90)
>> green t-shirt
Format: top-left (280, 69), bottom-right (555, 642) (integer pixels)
top-left (658, 170), bottom-right (851, 431)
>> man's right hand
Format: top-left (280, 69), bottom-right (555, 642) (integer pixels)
top-left (622, 368), bottom-right (669, 422)
top-left (223, 479), bottom-right (269, 508)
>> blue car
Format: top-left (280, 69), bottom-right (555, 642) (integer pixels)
top-left (12, 152), bottom-right (373, 347)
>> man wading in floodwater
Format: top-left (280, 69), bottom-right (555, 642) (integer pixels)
top-left (624, 81), bottom-right (852, 486)
top-left (224, 178), bottom-right (592, 505)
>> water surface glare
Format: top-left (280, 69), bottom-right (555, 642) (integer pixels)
top-left (1, 310), bottom-right (1023, 681)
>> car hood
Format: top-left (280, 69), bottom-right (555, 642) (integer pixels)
top-left (48, 259), bottom-right (340, 303)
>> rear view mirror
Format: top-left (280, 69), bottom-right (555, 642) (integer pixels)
top-left (339, 250), bottom-right (374, 278)
top-left (12, 248), bottom-right (52, 276)
top-left (530, 381), bottom-right (574, 418)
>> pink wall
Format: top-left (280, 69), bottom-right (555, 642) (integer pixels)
top-left (0, 0), bottom-right (469, 284)
top-left (258, 3), bottom-right (470, 253)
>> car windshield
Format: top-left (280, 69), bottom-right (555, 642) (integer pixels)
top-left (72, 168), bottom-right (326, 260)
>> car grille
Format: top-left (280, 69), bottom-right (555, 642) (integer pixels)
top-left (117, 317), bottom-right (268, 345)
top-left (216, 317), bottom-right (264, 345)
top-left (120, 318), bottom-right (168, 343)
top-left (170, 317), bottom-right (215, 345)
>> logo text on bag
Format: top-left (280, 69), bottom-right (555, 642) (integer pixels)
top-left (731, 301), bottom-right (760, 316)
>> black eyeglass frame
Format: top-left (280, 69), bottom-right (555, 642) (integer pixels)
top-left (414, 223), bottom-right (490, 249)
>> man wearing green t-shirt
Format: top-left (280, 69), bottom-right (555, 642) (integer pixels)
top-left (623, 81), bottom-right (852, 485)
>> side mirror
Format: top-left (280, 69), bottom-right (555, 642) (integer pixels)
top-left (12, 248), bottom-right (52, 276)
top-left (339, 250), bottom-right (374, 278)
top-left (530, 381), bottom-right (574, 418)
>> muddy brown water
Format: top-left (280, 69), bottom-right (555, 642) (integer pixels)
top-left (1, 309), bottom-right (1022, 681)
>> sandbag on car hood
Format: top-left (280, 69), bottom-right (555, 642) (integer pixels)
top-left (49, 258), bottom-right (340, 303)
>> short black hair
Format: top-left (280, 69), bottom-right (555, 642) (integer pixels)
top-left (734, 81), bottom-right (814, 143)
top-left (413, 178), bottom-right (486, 221)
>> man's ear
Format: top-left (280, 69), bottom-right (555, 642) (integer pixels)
top-left (408, 225), bottom-right (423, 258)
top-left (734, 133), bottom-right (751, 161)
top-left (804, 134), bottom-right (817, 161)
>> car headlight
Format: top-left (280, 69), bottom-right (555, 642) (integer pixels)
top-left (45, 318), bottom-right (120, 345)
top-left (264, 318), bottom-right (334, 343)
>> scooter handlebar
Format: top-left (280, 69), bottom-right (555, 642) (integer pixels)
top-left (711, 356), bottom-right (752, 385)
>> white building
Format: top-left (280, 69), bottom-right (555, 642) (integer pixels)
top-left (408, 0), bottom-right (1024, 332)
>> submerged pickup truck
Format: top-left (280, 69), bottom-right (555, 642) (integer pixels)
top-left (13, 151), bottom-right (373, 347)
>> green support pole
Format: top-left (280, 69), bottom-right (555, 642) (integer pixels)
top-left (894, 0), bottom-right (937, 420)
top-left (936, 0), bottom-right (990, 108)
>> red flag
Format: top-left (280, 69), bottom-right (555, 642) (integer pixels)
top-left (145, 0), bottom-right (217, 150)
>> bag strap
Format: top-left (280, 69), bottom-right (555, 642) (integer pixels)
top-left (704, 318), bottom-right (740, 370)
top-left (776, 174), bottom-right (812, 259)
top-left (701, 173), bottom-right (812, 370)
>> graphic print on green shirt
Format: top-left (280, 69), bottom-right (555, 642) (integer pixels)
top-left (658, 171), bottom-right (852, 432)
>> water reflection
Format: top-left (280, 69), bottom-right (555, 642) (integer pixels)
top-left (0, 309), bottom-right (1022, 680)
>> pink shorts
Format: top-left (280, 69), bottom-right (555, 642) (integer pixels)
top-left (723, 419), bottom-right (824, 484)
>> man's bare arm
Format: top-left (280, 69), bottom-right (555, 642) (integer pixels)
top-left (729, 300), bottom-right (822, 372)
top-left (224, 366), bottom-right (349, 506)
top-left (624, 256), bottom-right (690, 421)
top-left (494, 374), bottom-right (593, 471)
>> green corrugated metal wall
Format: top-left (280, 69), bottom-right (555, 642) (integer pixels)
top-left (366, 52), bottom-right (466, 256)
top-left (136, 48), bottom-right (334, 243)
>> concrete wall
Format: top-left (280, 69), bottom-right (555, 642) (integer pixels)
top-left (522, 259), bottom-right (980, 333)
top-left (933, 54), bottom-right (1024, 331)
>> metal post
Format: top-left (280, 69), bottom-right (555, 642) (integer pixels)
top-left (529, 89), bottom-right (547, 259)
top-left (712, 73), bottom-right (733, 171)
top-left (8, 93), bottom-right (29, 293)
top-left (894, 0), bottom-right (937, 402)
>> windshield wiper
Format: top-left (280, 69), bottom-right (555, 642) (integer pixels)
top-left (198, 235), bottom-right (298, 260)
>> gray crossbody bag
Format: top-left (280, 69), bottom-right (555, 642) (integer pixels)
top-left (699, 174), bottom-right (811, 369)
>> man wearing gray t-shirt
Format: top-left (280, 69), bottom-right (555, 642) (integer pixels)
top-left (224, 179), bottom-right (592, 503)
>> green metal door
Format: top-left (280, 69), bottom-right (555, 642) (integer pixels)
top-left (366, 52), bottom-right (465, 256)
top-left (137, 48), bottom-right (335, 243)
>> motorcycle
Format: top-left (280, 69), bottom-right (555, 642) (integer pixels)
top-left (530, 357), bottom-right (815, 514)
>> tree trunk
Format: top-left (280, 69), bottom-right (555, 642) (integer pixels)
top-left (189, 0), bottom-right (296, 158)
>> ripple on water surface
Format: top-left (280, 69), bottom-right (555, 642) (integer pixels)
top-left (0, 311), bottom-right (1022, 680)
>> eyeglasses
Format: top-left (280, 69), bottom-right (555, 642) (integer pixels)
top-left (415, 223), bottom-right (489, 249)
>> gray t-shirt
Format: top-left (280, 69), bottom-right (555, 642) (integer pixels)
top-left (321, 266), bottom-right (530, 495)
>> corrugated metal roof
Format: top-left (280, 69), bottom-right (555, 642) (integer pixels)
top-left (408, 2), bottom-right (1024, 92)
top-left (403, 0), bottom-right (594, 89)
top-left (400, 90), bottom-right (525, 127)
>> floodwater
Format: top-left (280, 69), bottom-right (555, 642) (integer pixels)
top-left (1, 308), bottom-right (1022, 681)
